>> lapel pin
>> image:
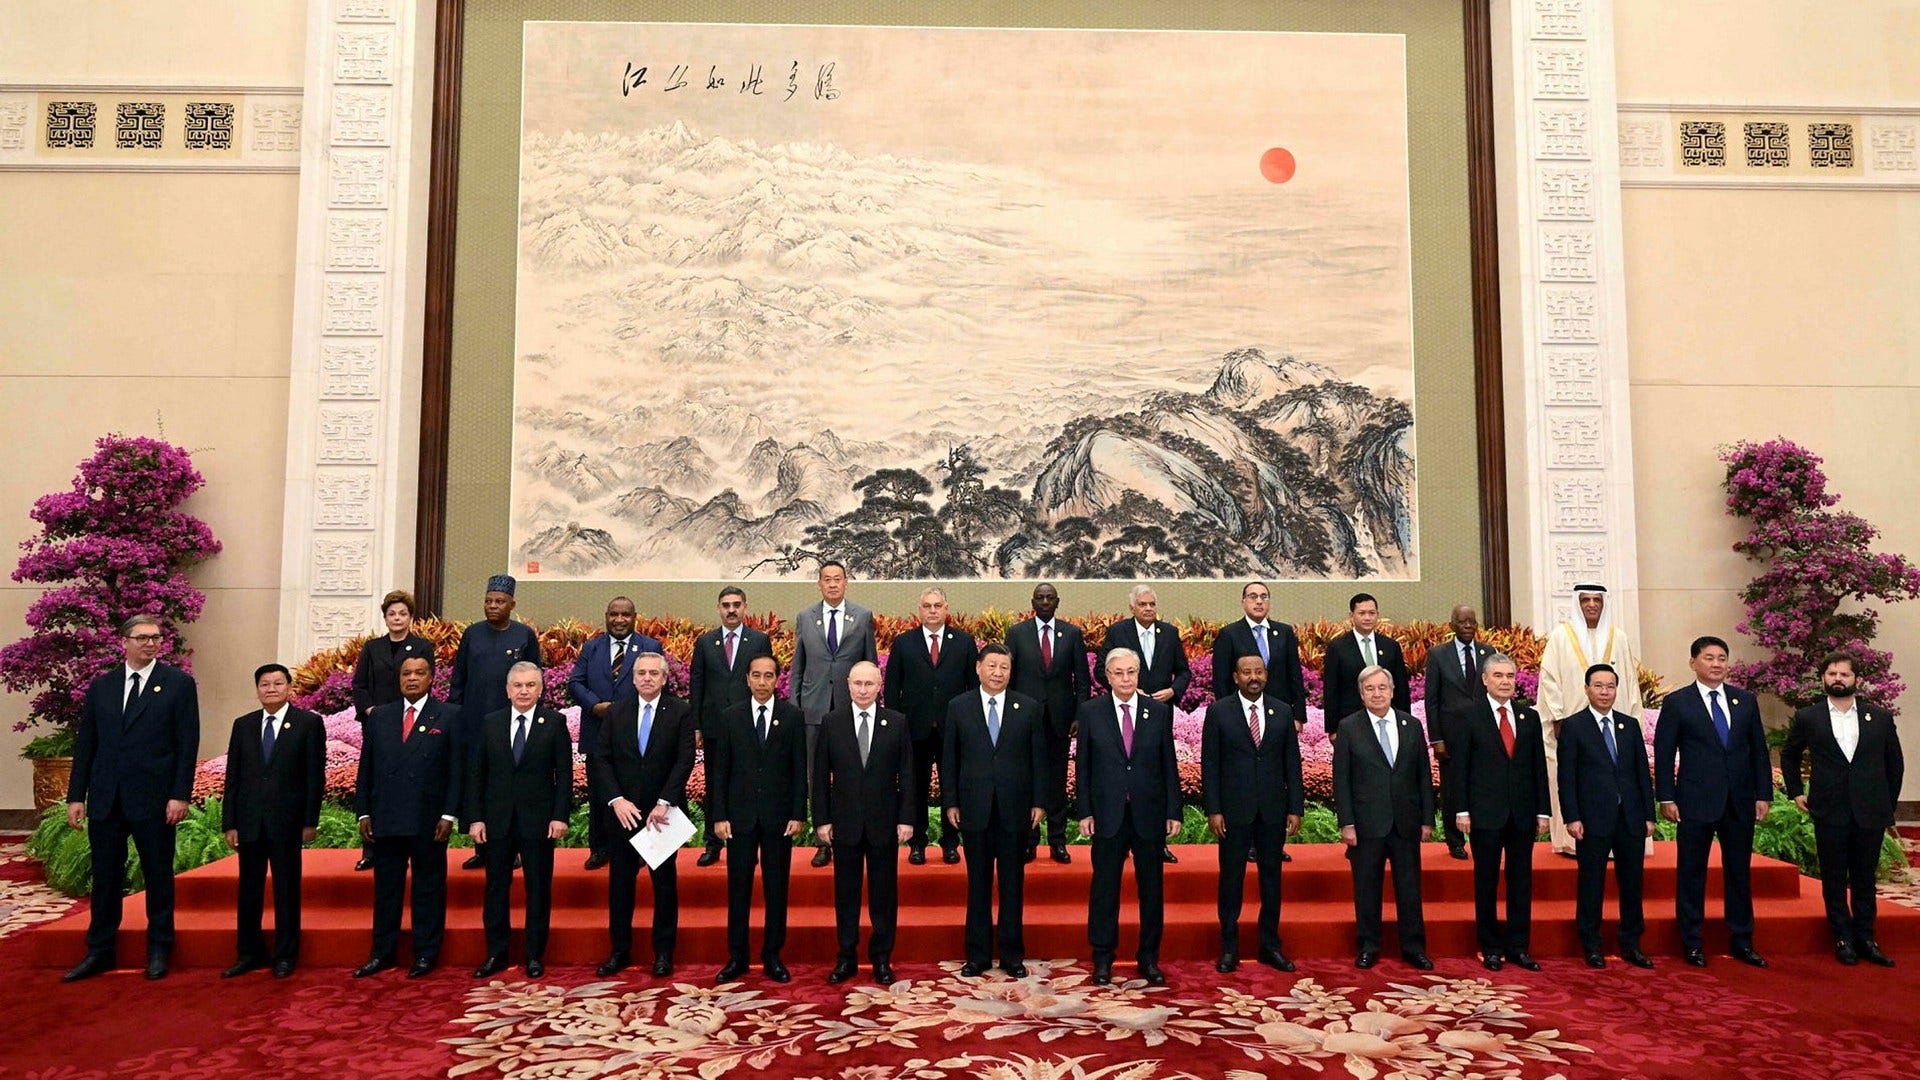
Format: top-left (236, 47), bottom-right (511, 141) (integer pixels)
top-left (417, 725), bottom-right (428, 734)
top-left (880, 719), bottom-right (888, 727)
top-left (1616, 722), bottom-right (1625, 731)
top-left (772, 719), bottom-right (780, 727)
top-left (1011, 702), bottom-right (1020, 710)
top-left (1731, 697), bottom-right (1740, 706)
top-left (152, 684), bottom-right (161, 693)
top-left (404, 644), bottom-right (413, 652)
top-left (537, 717), bottom-right (546, 725)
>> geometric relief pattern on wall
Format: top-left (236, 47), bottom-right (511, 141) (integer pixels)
top-left (312, 535), bottom-right (374, 595)
top-left (1550, 538), bottom-right (1608, 595)
top-left (183, 102), bottom-right (235, 149)
top-left (338, 0), bottom-right (397, 20)
top-left (1617, 118), bottom-right (1666, 169)
top-left (1548, 474), bottom-right (1606, 532)
top-left (1871, 123), bottom-right (1918, 172)
top-left (1536, 104), bottom-right (1593, 159)
top-left (1679, 120), bottom-right (1726, 168)
top-left (1543, 349), bottom-right (1601, 405)
top-left (1541, 286), bottom-right (1599, 344)
top-left (0, 100), bottom-right (28, 150)
top-left (1529, 0), bottom-right (1588, 39)
top-left (332, 87), bottom-right (393, 146)
top-left (322, 276), bottom-right (385, 334)
top-left (1538, 226), bottom-right (1596, 282)
top-left (316, 404), bottom-right (380, 463)
top-left (45, 101), bottom-right (97, 148)
top-left (1743, 121), bottom-right (1790, 168)
top-left (334, 27), bottom-right (397, 85)
top-left (114, 102), bottom-right (164, 149)
top-left (308, 601), bottom-right (371, 642)
top-left (319, 340), bottom-right (383, 397)
top-left (314, 468), bottom-right (378, 528)
top-left (327, 148), bottom-right (389, 207)
top-left (250, 102), bottom-right (302, 152)
top-left (1530, 43), bottom-right (1588, 99)
top-left (1547, 409), bottom-right (1604, 467)
top-left (1808, 122), bottom-right (1854, 169)
top-left (325, 212), bottom-right (389, 271)
top-left (1538, 165), bottom-right (1596, 219)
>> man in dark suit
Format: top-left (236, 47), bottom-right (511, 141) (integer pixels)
top-left (220, 663), bottom-right (325, 979)
top-left (1098, 585), bottom-right (1189, 865)
top-left (1423, 605), bottom-right (1494, 860)
top-left (1077, 648), bottom-right (1181, 986)
top-left (350, 589), bottom-right (433, 871)
top-left (790, 560), bottom-right (878, 868)
top-left (884, 586), bottom-right (979, 864)
top-left (1557, 663), bottom-right (1656, 969)
top-left (352, 654), bottom-right (461, 978)
top-left (569, 595), bottom-right (664, 870)
top-left (63, 615), bottom-right (200, 983)
top-left (449, 574), bottom-right (542, 871)
top-left (1655, 635), bottom-right (1773, 968)
top-left (1006, 583), bottom-right (1089, 864)
top-left (1202, 655), bottom-right (1303, 973)
top-left (1323, 594), bottom-right (1410, 739)
top-left (590, 651), bottom-right (696, 978)
top-left (689, 586), bottom-right (774, 867)
top-left (1211, 581), bottom-right (1306, 721)
top-left (1450, 654), bottom-right (1550, 971)
top-left (942, 644), bottom-right (1047, 978)
top-left (814, 660), bottom-right (915, 985)
top-left (708, 654), bottom-right (809, 983)
top-left (467, 661), bottom-right (572, 979)
top-left (1334, 665), bottom-right (1433, 970)
top-left (1783, 652), bottom-right (1905, 966)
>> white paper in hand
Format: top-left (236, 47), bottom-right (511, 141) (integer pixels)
top-left (630, 805), bottom-right (695, 869)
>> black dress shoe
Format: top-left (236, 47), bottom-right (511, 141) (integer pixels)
top-left (1858, 941), bottom-right (1895, 967)
top-left (1138, 961), bottom-right (1167, 985)
top-left (1622, 948), bottom-right (1654, 969)
top-left (462, 852), bottom-right (484, 869)
top-left (652, 955), bottom-right (673, 977)
top-left (908, 847), bottom-right (927, 865)
top-left (272, 960), bottom-right (296, 979)
top-left (1258, 947), bottom-right (1295, 973)
top-left (828, 960), bottom-right (856, 984)
top-left (473, 955), bottom-right (508, 979)
top-left (1281, 850), bottom-right (1292, 862)
top-left (1215, 951), bottom-right (1238, 974)
top-left (1247, 850), bottom-right (1257, 862)
top-left (942, 846), bottom-right (961, 865)
top-left (1355, 951), bottom-right (1379, 969)
top-left (1024, 845), bottom-right (1037, 863)
top-left (812, 847), bottom-right (832, 868)
top-left (960, 961), bottom-right (987, 977)
top-left (145, 951), bottom-right (170, 980)
top-left (763, 957), bottom-right (790, 982)
top-left (354, 856), bottom-right (375, 871)
top-left (873, 963), bottom-right (895, 984)
top-left (1684, 947), bottom-right (1707, 967)
top-left (1051, 846), bottom-right (1071, 864)
top-left (596, 952), bottom-right (630, 977)
top-left (222, 957), bottom-right (265, 979)
top-left (716, 959), bottom-right (748, 983)
top-left (62, 953), bottom-right (115, 982)
top-left (1447, 846), bottom-right (1470, 861)
top-left (1482, 953), bottom-right (1503, 971)
top-left (697, 845), bottom-right (721, 867)
top-left (352, 955), bottom-right (396, 978)
top-left (407, 956), bottom-right (436, 979)
top-left (1835, 941), bottom-right (1860, 966)
top-left (1404, 953), bottom-right (1434, 971)
top-left (1730, 944), bottom-right (1768, 968)
top-left (1584, 951), bottom-right (1606, 969)
top-left (1004, 962), bottom-right (1027, 979)
top-left (1161, 847), bottom-right (1178, 863)
top-left (1091, 963), bottom-right (1113, 985)
top-left (1510, 952), bottom-right (1541, 972)
top-left (583, 850), bottom-right (609, 870)
top-left (511, 853), bottom-right (522, 869)
top-left (524, 959), bottom-right (544, 979)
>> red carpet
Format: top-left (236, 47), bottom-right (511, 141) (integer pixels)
top-left (27, 842), bottom-right (1920, 970)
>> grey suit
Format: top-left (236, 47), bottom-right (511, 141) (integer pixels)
top-left (788, 600), bottom-right (878, 798)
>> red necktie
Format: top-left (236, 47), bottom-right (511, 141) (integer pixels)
top-left (403, 704), bottom-right (416, 743)
top-left (1498, 704), bottom-right (1514, 757)
top-left (929, 631), bottom-right (940, 666)
top-left (1248, 702), bottom-right (1262, 748)
top-left (1039, 624), bottom-right (1053, 668)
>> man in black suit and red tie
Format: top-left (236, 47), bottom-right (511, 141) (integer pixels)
top-left (883, 586), bottom-right (978, 865)
top-left (1078, 648), bottom-right (1181, 987)
top-left (1322, 593), bottom-right (1410, 740)
top-left (689, 586), bottom-right (773, 866)
top-left (220, 663), bottom-right (325, 979)
top-left (1655, 635), bottom-right (1772, 968)
top-left (709, 654), bottom-right (809, 984)
top-left (1006, 582), bottom-right (1089, 864)
top-left (1202, 655), bottom-right (1302, 974)
top-left (1557, 663), bottom-right (1656, 969)
top-left (591, 651), bottom-right (696, 978)
top-left (63, 615), bottom-right (201, 983)
top-left (943, 644), bottom-right (1047, 978)
top-left (1098, 585), bottom-right (1189, 865)
top-left (1334, 665), bottom-right (1433, 971)
top-left (467, 662), bottom-right (573, 979)
top-left (1450, 654), bottom-right (1549, 971)
top-left (1783, 652), bottom-right (1905, 966)
top-left (353, 654), bottom-right (461, 979)
top-left (815, 661), bottom-right (916, 985)
top-left (1210, 581), bottom-right (1306, 724)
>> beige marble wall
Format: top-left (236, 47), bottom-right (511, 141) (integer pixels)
top-left (1615, 0), bottom-right (1920, 799)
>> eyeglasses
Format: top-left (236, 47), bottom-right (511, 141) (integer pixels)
top-left (126, 633), bottom-right (163, 643)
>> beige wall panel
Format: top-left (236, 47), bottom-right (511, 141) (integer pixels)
top-left (0, 1), bottom-right (307, 86)
top-left (1614, 0), bottom-right (1920, 103)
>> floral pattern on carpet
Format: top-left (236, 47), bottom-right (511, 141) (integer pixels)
top-left (0, 842), bottom-right (77, 939)
top-left (443, 960), bottom-right (1589, 1079)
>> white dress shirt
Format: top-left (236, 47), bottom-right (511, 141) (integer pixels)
top-left (260, 705), bottom-right (288, 740)
top-left (1367, 709), bottom-right (1397, 762)
top-left (125, 660), bottom-right (158, 706)
top-left (1829, 699), bottom-right (1860, 762)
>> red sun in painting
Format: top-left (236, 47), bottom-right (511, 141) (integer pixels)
top-left (1260, 147), bottom-right (1297, 184)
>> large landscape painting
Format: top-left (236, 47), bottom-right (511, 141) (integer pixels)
top-left (510, 22), bottom-right (1418, 581)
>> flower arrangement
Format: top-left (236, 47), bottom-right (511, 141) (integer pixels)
top-left (1721, 438), bottom-right (1920, 710)
top-left (0, 435), bottom-right (221, 757)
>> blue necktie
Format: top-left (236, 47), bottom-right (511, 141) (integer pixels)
top-left (1601, 715), bottom-right (1618, 762)
top-left (260, 714), bottom-right (277, 762)
top-left (987, 697), bottom-right (1000, 747)
top-left (639, 702), bottom-right (654, 754)
top-left (1708, 689), bottom-right (1729, 748)
top-left (826, 609), bottom-right (840, 653)
top-left (1254, 624), bottom-right (1269, 664)
top-left (1377, 715), bottom-right (1395, 766)
top-left (512, 716), bottom-right (527, 764)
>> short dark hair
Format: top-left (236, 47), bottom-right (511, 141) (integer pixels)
top-left (717, 586), bottom-right (746, 602)
top-left (1349, 592), bottom-right (1376, 611)
top-left (255, 663), bottom-right (293, 684)
top-left (119, 614), bottom-right (162, 637)
top-left (978, 642), bottom-right (1011, 660)
top-left (608, 595), bottom-right (635, 610)
top-left (747, 653), bottom-right (781, 675)
top-left (1689, 635), bottom-right (1729, 658)
top-left (819, 559), bottom-right (847, 576)
top-left (1241, 580), bottom-right (1268, 598)
top-left (380, 590), bottom-right (416, 617)
top-left (1818, 651), bottom-right (1857, 677)
top-left (1583, 663), bottom-right (1618, 686)
top-left (399, 653), bottom-right (435, 675)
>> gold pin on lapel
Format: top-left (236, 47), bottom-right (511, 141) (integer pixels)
top-left (537, 717), bottom-right (546, 725)
top-left (417, 726), bottom-right (427, 734)
top-left (1616, 722), bottom-right (1625, 731)
top-left (772, 719), bottom-right (780, 727)
top-left (1011, 702), bottom-right (1020, 710)
top-left (1731, 697), bottom-right (1740, 706)
top-left (880, 719), bottom-right (888, 727)
top-left (152, 685), bottom-right (161, 693)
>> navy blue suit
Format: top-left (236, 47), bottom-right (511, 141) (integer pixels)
top-left (68, 662), bottom-right (200, 957)
top-left (1212, 620), bottom-right (1306, 715)
top-left (355, 696), bottom-right (463, 962)
top-left (568, 631), bottom-right (662, 852)
top-left (1654, 682), bottom-right (1771, 951)
top-left (1075, 694), bottom-right (1180, 966)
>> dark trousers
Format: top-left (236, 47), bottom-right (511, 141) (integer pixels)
top-left (1575, 804), bottom-right (1646, 952)
top-left (1468, 818), bottom-right (1536, 955)
top-left (1435, 754), bottom-right (1466, 848)
top-left (482, 829), bottom-right (556, 960)
top-left (235, 832), bottom-right (303, 962)
top-left (1349, 824), bottom-right (1426, 955)
top-left (1038, 725), bottom-right (1073, 848)
top-left (1815, 821), bottom-right (1885, 946)
top-left (962, 805), bottom-right (1027, 967)
top-left (368, 832), bottom-right (447, 960)
top-left (726, 822), bottom-right (794, 962)
top-left (832, 834), bottom-right (899, 964)
top-left (85, 804), bottom-right (176, 956)
top-left (608, 841), bottom-right (679, 957)
top-left (1675, 804), bottom-right (1755, 950)
top-left (910, 734), bottom-right (952, 850)
top-left (1088, 805), bottom-right (1164, 965)
top-left (586, 798), bottom-right (610, 855)
top-left (1217, 811), bottom-right (1288, 954)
